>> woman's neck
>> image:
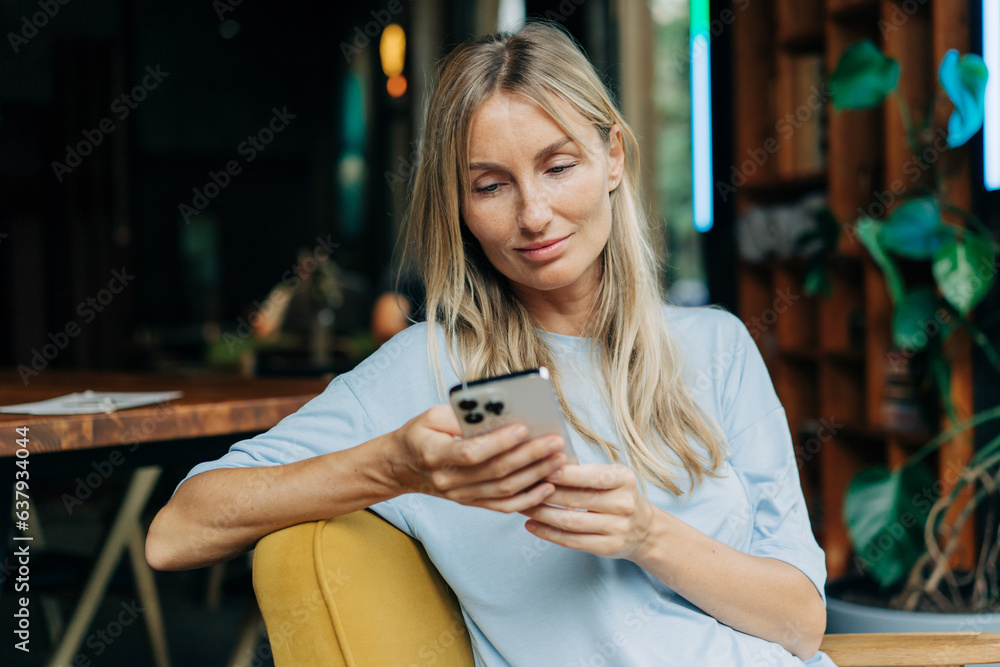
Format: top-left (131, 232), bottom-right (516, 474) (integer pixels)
top-left (512, 275), bottom-right (600, 337)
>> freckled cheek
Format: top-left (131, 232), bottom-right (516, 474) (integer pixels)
top-left (463, 220), bottom-right (512, 261)
top-left (467, 203), bottom-right (518, 247)
top-left (555, 190), bottom-right (606, 231)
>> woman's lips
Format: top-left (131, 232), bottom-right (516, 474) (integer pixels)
top-left (515, 235), bottom-right (570, 261)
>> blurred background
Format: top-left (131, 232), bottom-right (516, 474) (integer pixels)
top-left (2, 0), bottom-right (1000, 665)
top-left (0, 2), bottom-right (719, 664)
top-left (0, 0), bottom-right (717, 381)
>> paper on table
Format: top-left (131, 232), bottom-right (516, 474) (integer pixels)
top-left (0, 390), bottom-right (183, 415)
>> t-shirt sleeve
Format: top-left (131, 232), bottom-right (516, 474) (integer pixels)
top-left (170, 324), bottom-right (443, 533)
top-left (175, 374), bottom-right (376, 489)
top-left (719, 314), bottom-right (828, 603)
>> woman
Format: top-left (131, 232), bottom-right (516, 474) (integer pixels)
top-left (147, 22), bottom-right (833, 666)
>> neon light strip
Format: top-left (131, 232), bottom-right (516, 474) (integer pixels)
top-left (691, 0), bottom-right (713, 231)
top-left (985, 0), bottom-right (1000, 190)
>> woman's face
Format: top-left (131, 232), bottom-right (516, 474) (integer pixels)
top-left (461, 92), bottom-right (624, 308)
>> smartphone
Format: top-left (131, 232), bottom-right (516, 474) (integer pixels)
top-left (448, 367), bottom-right (577, 463)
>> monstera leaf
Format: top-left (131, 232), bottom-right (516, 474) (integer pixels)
top-left (879, 198), bottom-right (953, 259)
top-left (932, 234), bottom-right (995, 315)
top-left (845, 465), bottom-right (935, 587)
top-left (830, 40), bottom-right (901, 110)
top-left (939, 49), bottom-right (989, 148)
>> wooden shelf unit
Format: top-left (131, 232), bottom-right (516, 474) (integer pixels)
top-left (730, 0), bottom-right (976, 579)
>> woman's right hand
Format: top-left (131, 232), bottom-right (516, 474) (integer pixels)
top-left (389, 404), bottom-right (567, 512)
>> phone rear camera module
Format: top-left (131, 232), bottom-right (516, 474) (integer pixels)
top-left (484, 400), bottom-right (504, 415)
top-left (464, 412), bottom-right (484, 424)
top-left (458, 399), bottom-right (478, 410)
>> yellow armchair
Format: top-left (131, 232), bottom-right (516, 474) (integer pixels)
top-left (252, 510), bottom-right (1000, 667)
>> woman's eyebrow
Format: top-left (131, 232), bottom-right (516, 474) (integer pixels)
top-left (468, 136), bottom-right (575, 172)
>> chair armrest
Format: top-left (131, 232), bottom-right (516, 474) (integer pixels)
top-left (820, 632), bottom-right (1000, 666)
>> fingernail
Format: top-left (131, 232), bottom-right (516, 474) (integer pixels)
top-left (549, 468), bottom-right (563, 480)
top-left (513, 424), bottom-right (529, 439)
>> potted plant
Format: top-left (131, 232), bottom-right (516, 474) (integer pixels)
top-left (823, 40), bottom-right (1000, 634)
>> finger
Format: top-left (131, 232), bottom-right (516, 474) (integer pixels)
top-left (450, 451), bottom-right (567, 501)
top-left (475, 480), bottom-right (557, 514)
top-left (425, 403), bottom-right (464, 437)
top-left (538, 486), bottom-right (624, 513)
top-left (450, 422), bottom-right (536, 467)
top-left (546, 463), bottom-right (632, 489)
top-left (524, 519), bottom-right (626, 558)
top-left (523, 516), bottom-right (606, 548)
top-left (521, 503), bottom-right (617, 535)
top-left (448, 434), bottom-right (565, 486)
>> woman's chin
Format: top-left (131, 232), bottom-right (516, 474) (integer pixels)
top-left (509, 273), bottom-right (592, 297)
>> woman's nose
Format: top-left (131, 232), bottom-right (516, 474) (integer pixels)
top-left (517, 182), bottom-right (553, 232)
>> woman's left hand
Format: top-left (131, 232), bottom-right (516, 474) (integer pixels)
top-left (520, 463), bottom-right (656, 561)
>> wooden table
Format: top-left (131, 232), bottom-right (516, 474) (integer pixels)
top-left (0, 371), bottom-right (328, 667)
top-left (0, 371), bottom-right (327, 455)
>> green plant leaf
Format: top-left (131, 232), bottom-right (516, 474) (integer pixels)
top-left (939, 50), bottom-right (990, 148)
top-left (830, 40), bottom-right (901, 110)
top-left (845, 465), bottom-right (935, 587)
top-left (880, 198), bottom-right (952, 259)
top-left (892, 287), bottom-right (942, 350)
top-left (804, 263), bottom-right (832, 296)
top-left (856, 217), bottom-right (906, 304)
top-left (932, 234), bottom-right (996, 315)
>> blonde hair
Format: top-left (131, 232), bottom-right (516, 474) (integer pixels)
top-left (401, 22), bottom-right (724, 494)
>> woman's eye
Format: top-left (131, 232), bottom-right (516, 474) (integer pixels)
top-left (549, 163), bottom-right (578, 175)
top-left (475, 183), bottom-right (500, 194)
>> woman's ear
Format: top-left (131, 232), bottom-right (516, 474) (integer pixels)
top-left (607, 124), bottom-right (625, 190)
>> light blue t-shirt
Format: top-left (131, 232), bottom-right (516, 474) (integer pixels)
top-left (181, 305), bottom-right (836, 666)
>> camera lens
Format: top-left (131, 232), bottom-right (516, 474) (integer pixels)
top-left (464, 412), bottom-right (484, 424)
top-left (458, 399), bottom-right (477, 410)
top-left (484, 400), bottom-right (504, 415)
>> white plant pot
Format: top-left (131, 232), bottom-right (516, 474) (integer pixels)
top-left (827, 595), bottom-right (1000, 667)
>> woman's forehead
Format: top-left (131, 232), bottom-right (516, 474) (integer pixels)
top-left (467, 91), bottom-right (597, 156)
